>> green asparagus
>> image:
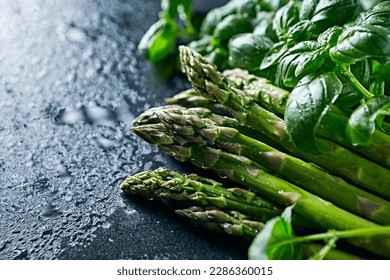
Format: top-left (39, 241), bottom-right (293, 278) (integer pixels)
top-left (176, 205), bottom-right (264, 238)
top-left (131, 121), bottom-right (390, 258)
top-left (166, 82), bottom-right (390, 169)
top-left (166, 88), bottom-right (228, 112)
top-left (120, 167), bottom-right (280, 222)
top-left (134, 0), bottom-right (390, 261)
top-left (177, 205), bottom-right (361, 260)
top-left (178, 46), bottom-right (390, 197)
top-left (135, 105), bottom-right (390, 225)
top-left (134, 104), bottom-right (287, 151)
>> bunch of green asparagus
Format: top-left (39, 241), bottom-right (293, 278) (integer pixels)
top-left (121, 46), bottom-right (390, 259)
top-left (123, 0), bottom-right (390, 260)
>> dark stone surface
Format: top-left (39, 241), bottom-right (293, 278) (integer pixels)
top-left (0, 0), bottom-right (247, 259)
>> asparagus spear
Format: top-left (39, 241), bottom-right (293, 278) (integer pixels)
top-left (166, 88), bottom-right (390, 169)
top-left (166, 88), bottom-right (228, 112)
top-left (177, 205), bottom-right (361, 260)
top-left (224, 68), bottom-right (390, 168)
top-left (131, 122), bottom-right (390, 258)
top-left (137, 105), bottom-right (390, 225)
top-left (175, 205), bottom-right (264, 238)
top-left (120, 167), bottom-right (280, 222)
top-left (223, 68), bottom-right (288, 116)
top-left (179, 46), bottom-right (390, 196)
top-left (122, 168), bottom-right (361, 259)
top-left (134, 104), bottom-right (287, 151)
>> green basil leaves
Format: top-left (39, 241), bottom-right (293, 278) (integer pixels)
top-left (228, 34), bottom-right (273, 70)
top-left (346, 96), bottom-right (390, 145)
top-left (285, 73), bottom-right (343, 153)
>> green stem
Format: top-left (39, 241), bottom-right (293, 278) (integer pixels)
top-left (275, 226), bottom-right (390, 250)
top-left (308, 237), bottom-right (339, 260)
top-left (342, 68), bottom-right (374, 99)
top-left (303, 243), bottom-right (361, 260)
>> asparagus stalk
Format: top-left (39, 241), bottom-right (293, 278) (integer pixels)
top-left (224, 68), bottom-right (390, 168)
top-left (120, 167), bottom-right (280, 222)
top-left (179, 46), bottom-right (390, 196)
top-left (134, 105), bottom-right (287, 152)
top-left (223, 68), bottom-right (288, 116)
top-left (131, 122), bottom-right (390, 258)
top-left (175, 205), bottom-right (264, 238)
top-left (166, 89), bottom-right (390, 169)
top-left (177, 205), bottom-right (361, 260)
top-left (138, 105), bottom-right (390, 225)
top-left (166, 88), bottom-right (228, 112)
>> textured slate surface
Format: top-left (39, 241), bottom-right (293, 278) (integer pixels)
top-left (0, 0), bottom-right (248, 259)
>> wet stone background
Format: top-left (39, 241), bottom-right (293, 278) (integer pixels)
top-left (0, 0), bottom-right (248, 259)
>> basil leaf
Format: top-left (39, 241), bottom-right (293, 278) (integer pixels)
top-left (336, 80), bottom-right (361, 109)
top-left (285, 73), bottom-right (343, 154)
top-left (351, 59), bottom-right (372, 89)
top-left (234, 0), bottom-right (259, 18)
top-left (138, 19), bottom-right (177, 62)
top-left (370, 78), bottom-right (385, 97)
top-left (276, 26), bottom-right (343, 88)
top-left (199, 0), bottom-right (258, 36)
top-left (370, 79), bottom-right (386, 129)
top-left (283, 20), bottom-right (310, 43)
top-left (199, 3), bottom-right (236, 36)
top-left (260, 42), bottom-right (288, 70)
top-left (360, 0), bottom-right (385, 10)
top-left (213, 14), bottom-right (253, 42)
top-left (276, 41), bottom-right (327, 88)
top-left (354, 1), bottom-right (390, 29)
top-left (228, 34), bottom-right (274, 70)
top-left (272, 1), bottom-right (299, 40)
top-left (253, 11), bottom-right (277, 40)
top-left (372, 61), bottom-right (390, 95)
top-left (346, 96), bottom-right (390, 145)
top-left (299, 0), bottom-right (358, 35)
top-left (330, 25), bottom-right (390, 66)
top-left (248, 205), bottom-right (302, 260)
top-left (258, 0), bottom-right (289, 11)
top-left (317, 26), bottom-right (344, 47)
top-left (373, 60), bottom-right (390, 77)
top-left (299, 0), bottom-right (319, 20)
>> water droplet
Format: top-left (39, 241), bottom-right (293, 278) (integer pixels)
top-left (55, 107), bottom-right (84, 124)
top-left (125, 209), bottom-right (137, 216)
top-left (101, 222), bottom-right (111, 229)
top-left (94, 135), bottom-right (119, 150)
top-left (66, 27), bottom-right (88, 43)
top-left (40, 201), bottom-right (62, 218)
top-left (55, 102), bottom-right (132, 127)
top-left (13, 249), bottom-right (28, 260)
top-left (85, 172), bottom-right (100, 191)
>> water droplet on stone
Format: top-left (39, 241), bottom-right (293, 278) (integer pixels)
top-left (66, 27), bottom-right (88, 43)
